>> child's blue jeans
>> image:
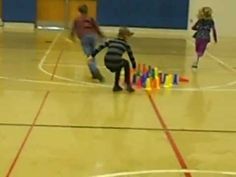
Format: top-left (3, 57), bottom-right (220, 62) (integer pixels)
top-left (80, 34), bottom-right (102, 79)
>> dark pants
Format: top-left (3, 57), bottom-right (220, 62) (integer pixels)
top-left (106, 59), bottom-right (131, 87)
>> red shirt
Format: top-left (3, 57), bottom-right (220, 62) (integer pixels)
top-left (72, 15), bottom-right (101, 39)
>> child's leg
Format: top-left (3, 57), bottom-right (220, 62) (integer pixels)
top-left (87, 60), bottom-right (104, 82)
top-left (122, 59), bottom-right (134, 92)
top-left (193, 39), bottom-right (208, 68)
top-left (123, 60), bottom-right (131, 85)
top-left (114, 69), bottom-right (121, 86)
top-left (197, 39), bottom-right (208, 57)
top-left (81, 36), bottom-right (96, 76)
top-left (112, 68), bottom-right (123, 92)
top-left (88, 60), bottom-right (104, 82)
top-left (81, 35), bottom-right (104, 81)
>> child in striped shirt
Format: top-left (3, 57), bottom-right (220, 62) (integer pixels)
top-left (89, 27), bottom-right (136, 92)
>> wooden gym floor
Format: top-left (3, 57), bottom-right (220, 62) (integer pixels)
top-left (0, 29), bottom-right (235, 177)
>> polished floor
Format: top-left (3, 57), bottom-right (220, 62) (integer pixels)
top-left (0, 29), bottom-right (235, 177)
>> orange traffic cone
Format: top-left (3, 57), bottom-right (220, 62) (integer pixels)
top-left (179, 76), bottom-right (189, 83)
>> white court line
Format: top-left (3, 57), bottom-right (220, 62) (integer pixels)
top-left (0, 76), bottom-right (93, 88)
top-left (206, 51), bottom-right (236, 73)
top-left (43, 63), bottom-right (182, 72)
top-left (93, 169), bottom-right (236, 177)
top-left (43, 63), bottom-right (107, 69)
top-left (38, 32), bottom-right (111, 88)
top-left (0, 76), bottom-right (236, 92)
top-left (41, 63), bottom-right (236, 90)
top-left (37, 32), bottom-right (235, 91)
top-left (187, 39), bottom-right (236, 73)
top-left (38, 32), bottom-right (62, 73)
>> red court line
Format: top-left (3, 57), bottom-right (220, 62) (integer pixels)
top-left (147, 92), bottom-right (192, 177)
top-left (5, 49), bottom-right (63, 177)
top-left (5, 91), bottom-right (50, 177)
top-left (50, 49), bottom-right (64, 81)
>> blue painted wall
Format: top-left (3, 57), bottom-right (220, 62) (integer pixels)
top-left (97, 0), bottom-right (189, 29)
top-left (2, 0), bottom-right (36, 22)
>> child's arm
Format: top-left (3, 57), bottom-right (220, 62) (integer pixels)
top-left (212, 21), bottom-right (218, 43)
top-left (212, 27), bottom-right (217, 43)
top-left (192, 20), bottom-right (200, 31)
top-left (91, 41), bottom-right (109, 58)
top-left (126, 45), bottom-right (136, 69)
top-left (90, 18), bottom-right (105, 38)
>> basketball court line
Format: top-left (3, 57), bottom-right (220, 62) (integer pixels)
top-left (143, 40), bottom-right (235, 177)
top-left (206, 51), bottom-right (236, 73)
top-left (1, 122), bottom-right (236, 134)
top-left (40, 63), bottom-right (236, 90)
top-left (38, 32), bottom-right (63, 78)
top-left (36, 32), bottom-right (236, 92)
top-left (147, 92), bottom-right (192, 177)
top-left (142, 40), bottom-right (234, 177)
top-left (1, 31), bottom-right (235, 177)
top-left (92, 169), bottom-right (236, 177)
top-left (5, 91), bottom-right (50, 177)
top-left (5, 47), bottom-right (63, 177)
top-left (1, 75), bottom-right (236, 92)
top-left (186, 39), bottom-right (236, 73)
top-left (43, 63), bottom-right (107, 69)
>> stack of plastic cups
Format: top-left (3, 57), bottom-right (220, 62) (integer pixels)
top-left (173, 74), bottom-right (179, 85)
top-left (145, 78), bottom-right (152, 91)
top-left (164, 74), bottom-right (173, 88)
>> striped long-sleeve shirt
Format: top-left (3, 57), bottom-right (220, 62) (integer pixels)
top-left (91, 38), bottom-right (135, 70)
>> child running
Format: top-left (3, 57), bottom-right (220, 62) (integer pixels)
top-left (192, 7), bottom-right (218, 68)
top-left (71, 4), bottom-right (105, 82)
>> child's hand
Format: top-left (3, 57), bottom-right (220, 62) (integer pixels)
top-left (87, 56), bottom-right (93, 64)
top-left (131, 61), bottom-right (136, 69)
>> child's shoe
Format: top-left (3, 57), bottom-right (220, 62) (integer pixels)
top-left (126, 85), bottom-right (135, 93)
top-left (192, 62), bottom-right (198, 69)
top-left (113, 85), bottom-right (123, 92)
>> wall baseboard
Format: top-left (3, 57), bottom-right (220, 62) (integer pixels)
top-left (3, 22), bottom-right (35, 32)
top-left (0, 19), bottom-right (3, 26)
top-left (101, 26), bottom-right (190, 39)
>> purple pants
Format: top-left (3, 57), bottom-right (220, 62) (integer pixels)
top-left (195, 39), bottom-right (209, 57)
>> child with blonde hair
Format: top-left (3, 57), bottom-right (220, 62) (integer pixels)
top-left (89, 27), bottom-right (136, 92)
top-left (192, 7), bottom-right (218, 68)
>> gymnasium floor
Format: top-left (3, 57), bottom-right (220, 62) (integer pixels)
top-left (0, 29), bottom-right (235, 177)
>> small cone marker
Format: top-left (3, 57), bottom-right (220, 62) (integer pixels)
top-left (173, 74), bottom-right (179, 85)
top-left (154, 76), bottom-right (160, 90)
top-left (136, 76), bottom-right (142, 89)
top-left (154, 67), bottom-right (158, 78)
top-left (179, 76), bottom-right (189, 83)
top-left (164, 74), bottom-right (173, 88)
top-left (145, 78), bottom-right (152, 91)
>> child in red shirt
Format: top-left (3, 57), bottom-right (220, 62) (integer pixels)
top-left (71, 4), bottom-right (105, 82)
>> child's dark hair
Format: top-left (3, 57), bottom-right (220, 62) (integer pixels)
top-left (78, 4), bottom-right (88, 14)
